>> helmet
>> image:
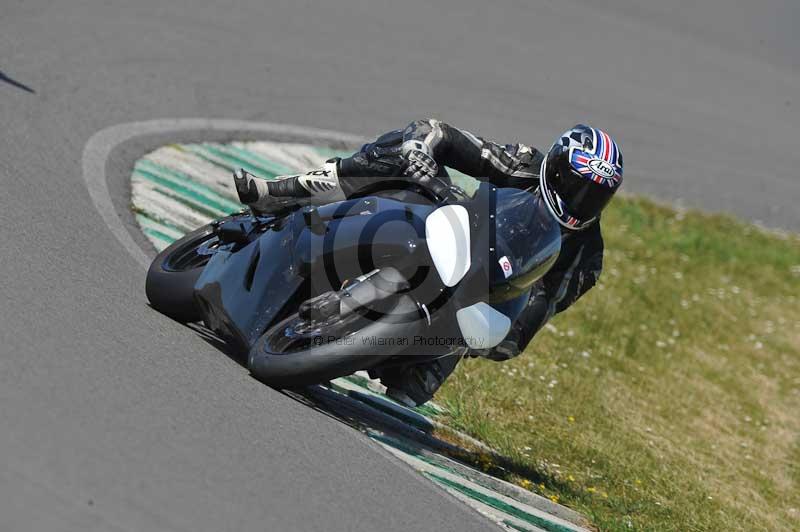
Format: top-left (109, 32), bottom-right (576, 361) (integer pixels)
top-left (540, 124), bottom-right (623, 230)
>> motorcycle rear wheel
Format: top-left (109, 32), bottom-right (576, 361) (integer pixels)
top-left (145, 222), bottom-right (222, 322)
top-left (248, 294), bottom-right (424, 387)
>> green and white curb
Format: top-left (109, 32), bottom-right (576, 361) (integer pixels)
top-left (131, 139), bottom-right (591, 532)
top-left (132, 141), bottom-right (344, 251)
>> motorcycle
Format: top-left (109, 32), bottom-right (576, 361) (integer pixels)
top-left (145, 179), bottom-right (561, 387)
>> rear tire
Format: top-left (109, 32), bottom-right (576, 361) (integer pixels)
top-left (248, 294), bottom-right (424, 387)
top-left (145, 222), bottom-right (222, 323)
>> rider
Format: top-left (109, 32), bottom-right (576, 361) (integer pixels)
top-left (234, 119), bottom-right (624, 406)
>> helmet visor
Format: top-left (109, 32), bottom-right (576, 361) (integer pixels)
top-left (546, 147), bottom-right (616, 222)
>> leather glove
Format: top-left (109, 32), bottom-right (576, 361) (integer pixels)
top-left (401, 140), bottom-right (439, 181)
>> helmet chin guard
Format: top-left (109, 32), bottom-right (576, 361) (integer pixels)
top-left (540, 156), bottom-right (595, 230)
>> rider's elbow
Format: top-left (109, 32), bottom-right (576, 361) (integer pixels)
top-left (405, 118), bottom-right (446, 137)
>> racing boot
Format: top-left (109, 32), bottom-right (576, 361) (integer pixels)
top-left (374, 352), bottom-right (463, 407)
top-left (234, 160), bottom-right (346, 214)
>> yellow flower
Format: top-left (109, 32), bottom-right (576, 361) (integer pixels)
top-left (567, 416), bottom-right (575, 423)
top-left (635, 479), bottom-right (642, 485)
top-left (568, 475), bottom-right (575, 482)
top-left (549, 494), bottom-right (560, 503)
top-left (587, 487), bottom-right (597, 493)
top-left (519, 479), bottom-right (533, 490)
top-left (538, 483), bottom-right (546, 491)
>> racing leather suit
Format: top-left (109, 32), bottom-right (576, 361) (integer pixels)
top-left (336, 119), bottom-right (605, 359)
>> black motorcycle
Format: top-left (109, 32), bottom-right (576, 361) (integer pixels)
top-left (145, 180), bottom-right (561, 387)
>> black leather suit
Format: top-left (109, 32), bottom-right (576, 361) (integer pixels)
top-left (337, 119), bottom-right (604, 359)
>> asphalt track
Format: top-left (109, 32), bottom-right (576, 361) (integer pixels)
top-left (1, 1), bottom-right (798, 530)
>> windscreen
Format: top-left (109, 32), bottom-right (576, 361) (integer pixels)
top-left (490, 188), bottom-right (562, 301)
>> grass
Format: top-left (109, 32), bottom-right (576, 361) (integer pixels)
top-left (435, 196), bottom-right (800, 531)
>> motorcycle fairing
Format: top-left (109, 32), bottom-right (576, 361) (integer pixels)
top-left (449, 186), bottom-right (561, 344)
top-left (455, 302), bottom-right (511, 349)
top-left (194, 195), bottom-right (437, 352)
top-left (194, 218), bottom-right (304, 351)
top-left (193, 182), bottom-right (561, 360)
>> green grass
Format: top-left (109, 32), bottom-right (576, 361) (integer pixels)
top-left (436, 196), bottom-right (800, 531)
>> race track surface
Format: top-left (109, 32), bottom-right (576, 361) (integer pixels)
top-left (1, 1), bottom-right (798, 530)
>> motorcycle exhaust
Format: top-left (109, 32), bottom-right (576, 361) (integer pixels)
top-left (298, 267), bottom-right (410, 323)
top-left (340, 267), bottom-right (410, 318)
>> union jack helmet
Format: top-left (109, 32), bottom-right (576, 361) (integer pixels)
top-left (540, 124), bottom-right (623, 230)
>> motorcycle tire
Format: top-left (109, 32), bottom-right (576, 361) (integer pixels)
top-left (249, 294), bottom-right (424, 387)
top-left (145, 222), bottom-right (223, 323)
